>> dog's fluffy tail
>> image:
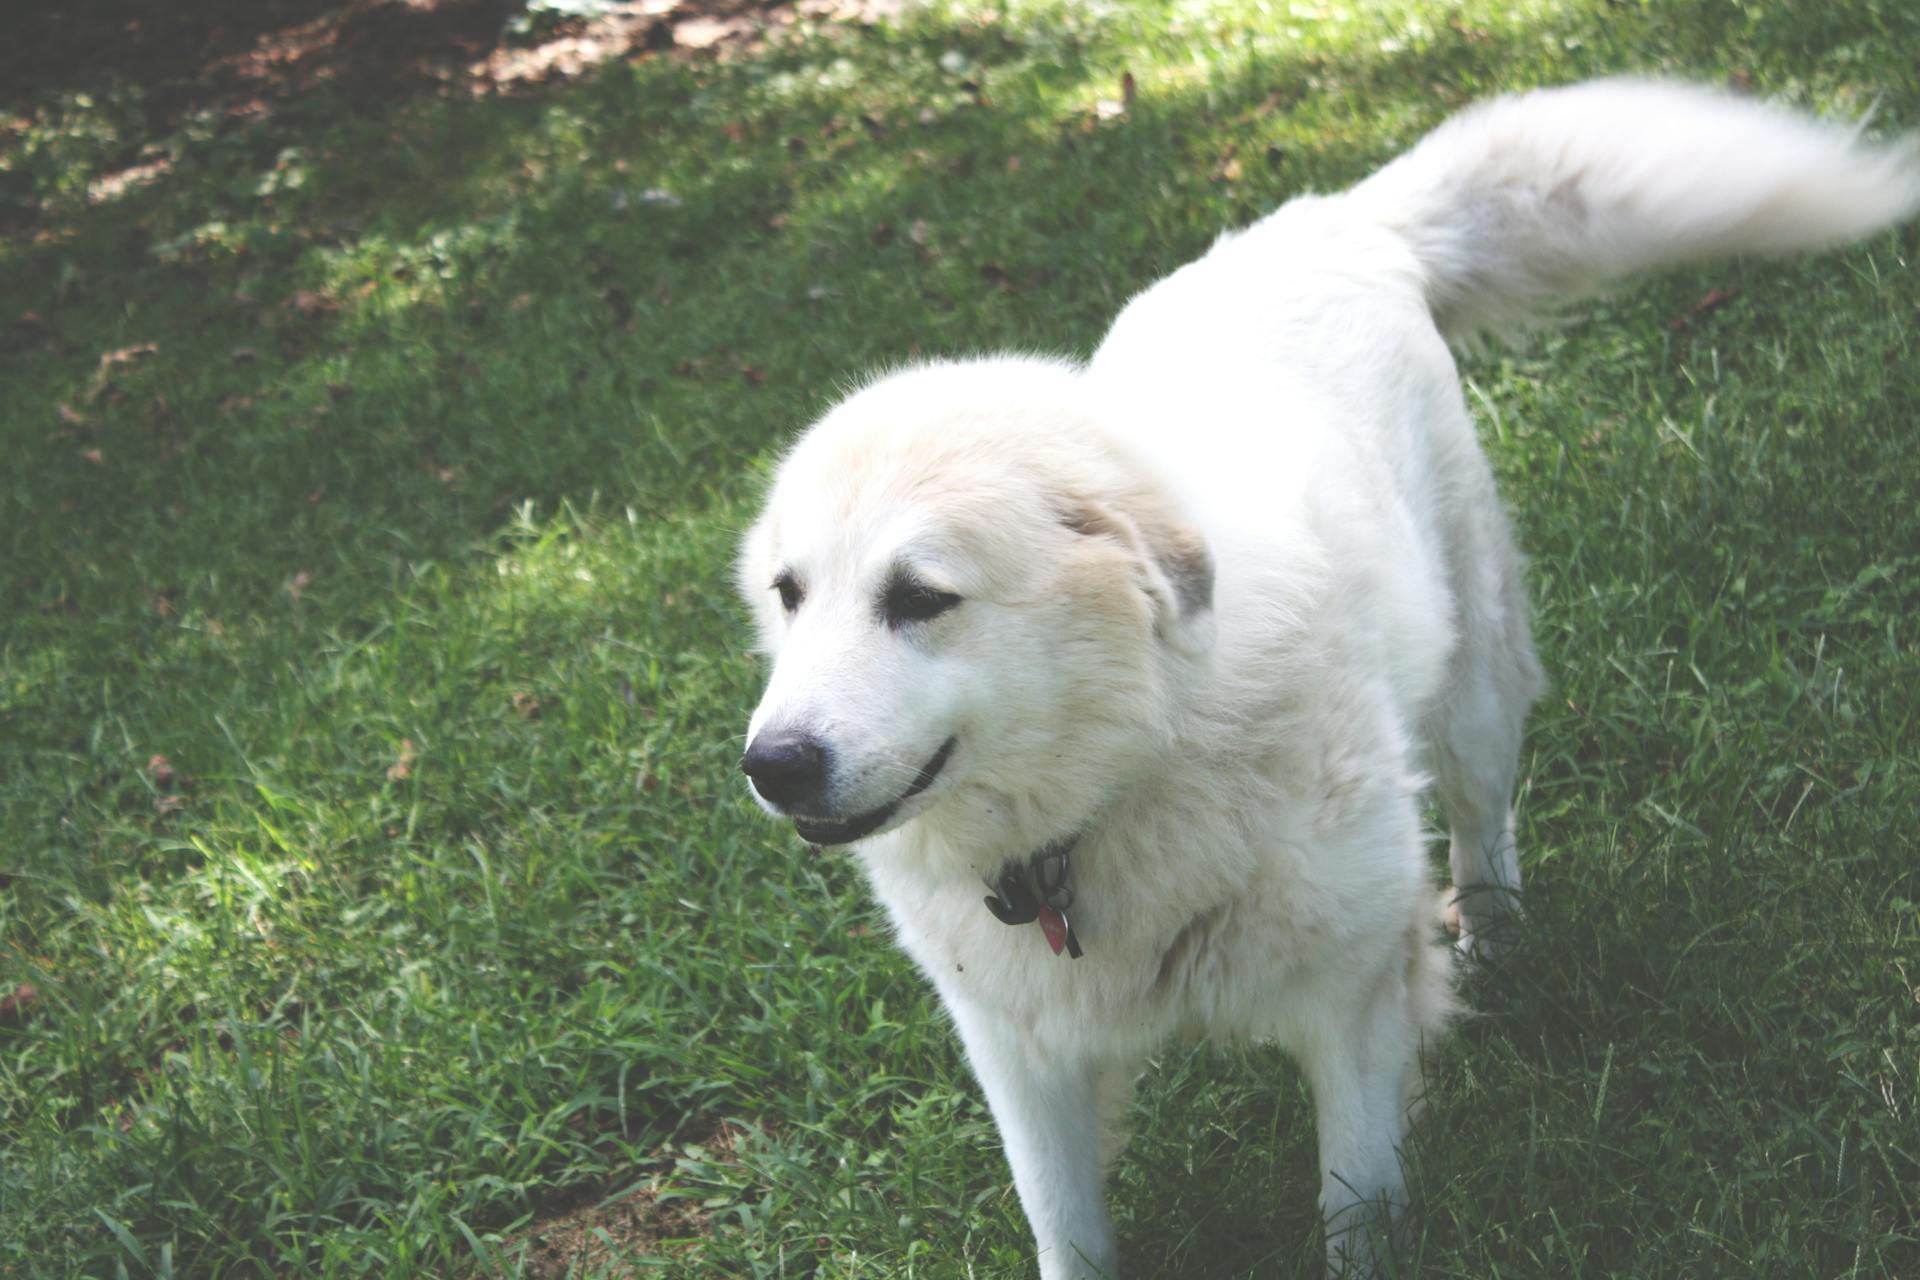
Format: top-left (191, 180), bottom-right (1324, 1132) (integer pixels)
top-left (1351, 79), bottom-right (1920, 345)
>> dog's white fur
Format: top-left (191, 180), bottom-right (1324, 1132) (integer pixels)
top-left (737, 81), bottom-right (1920, 1277)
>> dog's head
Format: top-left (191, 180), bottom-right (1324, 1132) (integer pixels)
top-left (737, 357), bottom-right (1213, 850)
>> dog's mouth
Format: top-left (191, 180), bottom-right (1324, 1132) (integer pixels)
top-left (792, 736), bottom-right (957, 846)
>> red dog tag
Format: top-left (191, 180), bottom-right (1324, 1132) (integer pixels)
top-left (1037, 906), bottom-right (1069, 955)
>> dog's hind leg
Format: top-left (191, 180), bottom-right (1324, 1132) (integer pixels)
top-left (946, 998), bottom-right (1130, 1280)
top-left (1431, 518), bottom-right (1542, 957)
top-left (1433, 697), bottom-right (1523, 957)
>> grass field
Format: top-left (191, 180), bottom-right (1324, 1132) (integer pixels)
top-left (3, 0), bottom-right (1917, 1275)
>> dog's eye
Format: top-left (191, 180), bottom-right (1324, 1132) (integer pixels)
top-left (772, 572), bottom-right (803, 614)
top-left (883, 578), bottom-right (961, 627)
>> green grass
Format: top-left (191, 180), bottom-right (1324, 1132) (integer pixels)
top-left (3, 0), bottom-right (1917, 1275)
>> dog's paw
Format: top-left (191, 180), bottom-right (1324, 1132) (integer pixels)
top-left (1441, 886), bottom-right (1518, 961)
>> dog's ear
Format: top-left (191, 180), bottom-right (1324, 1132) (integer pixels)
top-left (1064, 497), bottom-right (1215, 654)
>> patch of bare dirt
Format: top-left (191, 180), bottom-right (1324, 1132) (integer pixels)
top-left (510, 1117), bottom-right (760, 1276)
top-left (517, 1180), bottom-right (710, 1276)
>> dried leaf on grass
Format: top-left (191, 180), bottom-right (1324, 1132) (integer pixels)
top-left (288, 289), bottom-right (340, 317)
top-left (98, 342), bottom-right (159, 372)
top-left (0, 982), bottom-right (38, 1023)
top-left (147, 753), bottom-right (190, 811)
top-left (1672, 287), bottom-right (1740, 329)
top-left (387, 739), bottom-right (418, 782)
top-left (89, 342), bottom-right (158, 403)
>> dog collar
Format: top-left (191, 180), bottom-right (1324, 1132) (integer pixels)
top-left (982, 837), bottom-right (1084, 959)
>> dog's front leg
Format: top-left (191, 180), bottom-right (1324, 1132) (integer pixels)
top-left (1297, 968), bottom-right (1424, 1278)
top-left (947, 997), bottom-right (1121, 1280)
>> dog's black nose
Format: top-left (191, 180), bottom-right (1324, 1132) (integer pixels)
top-left (741, 730), bottom-right (829, 810)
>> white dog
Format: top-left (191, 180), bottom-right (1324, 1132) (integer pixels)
top-left (736, 81), bottom-right (1919, 1277)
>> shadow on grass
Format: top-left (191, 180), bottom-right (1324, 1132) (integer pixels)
top-left (4, 0), bottom-right (1635, 621)
top-left (0, 0), bottom-right (459, 114)
top-left (12, 0), bottom-right (1914, 635)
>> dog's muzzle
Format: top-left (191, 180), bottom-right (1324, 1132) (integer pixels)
top-left (743, 734), bottom-right (957, 846)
